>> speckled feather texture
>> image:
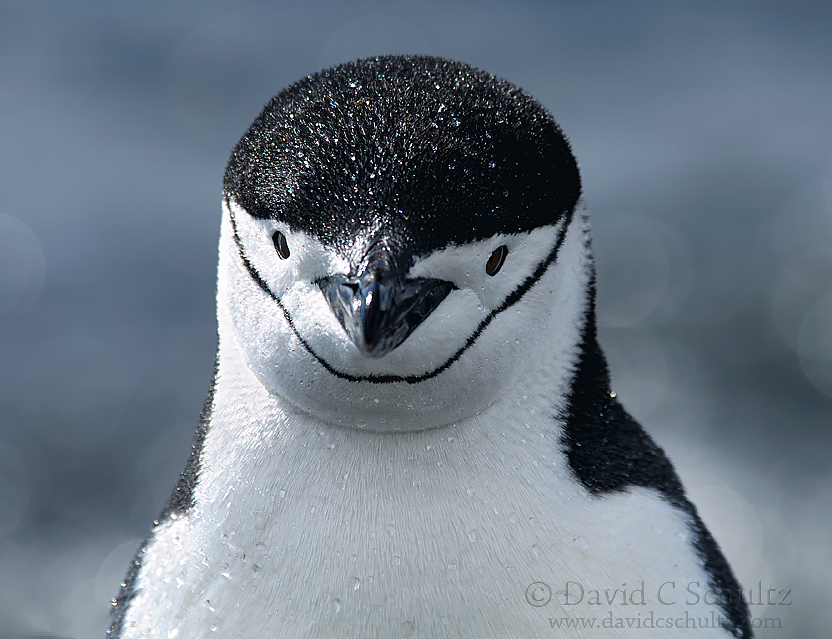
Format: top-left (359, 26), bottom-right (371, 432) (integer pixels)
top-left (111, 56), bottom-right (752, 638)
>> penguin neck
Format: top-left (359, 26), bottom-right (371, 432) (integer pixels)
top-left (197, 335), bottom-right (586, 539)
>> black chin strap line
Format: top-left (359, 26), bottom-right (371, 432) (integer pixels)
top-left (225, 198), bottom-right (576, 384)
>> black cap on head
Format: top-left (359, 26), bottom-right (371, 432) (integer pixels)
top-left (224, 55), bottom-right (581, 257)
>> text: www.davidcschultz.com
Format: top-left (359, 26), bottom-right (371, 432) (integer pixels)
top-left (546, 610), bottom-right (782, 631)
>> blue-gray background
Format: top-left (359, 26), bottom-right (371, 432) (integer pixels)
top-left (0, 1), bottom-right (830, 637)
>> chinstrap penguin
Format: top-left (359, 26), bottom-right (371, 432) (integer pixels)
top-left (111, 56), bottom-right (753, 638)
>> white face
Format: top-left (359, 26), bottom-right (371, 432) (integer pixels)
top-left (219, 198), bottom-right (575, 431)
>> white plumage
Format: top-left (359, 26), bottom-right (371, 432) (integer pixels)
top-left (111, 56), bottom-right (751, 638)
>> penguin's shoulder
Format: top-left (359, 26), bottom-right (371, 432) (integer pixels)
top-left (560, 313), bottom-right (682, 499)
top-left (558, 297), bottom-right (752, 639)
top-left (109, 357), bottom-right (218, 637)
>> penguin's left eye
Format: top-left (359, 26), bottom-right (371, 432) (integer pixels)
top-left (272, 231), bottom-right (290, 259)
top-left (485, 245), bottom-right (508, 276)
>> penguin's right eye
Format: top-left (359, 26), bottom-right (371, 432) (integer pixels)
top-left (485, 245), bottom-right (508, 276)
top-left (272, 231), bottom-right (290, 259)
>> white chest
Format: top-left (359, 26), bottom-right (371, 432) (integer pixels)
top-left (121, 371), bottom-right (730, 638)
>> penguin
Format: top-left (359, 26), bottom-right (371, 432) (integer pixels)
top-left (110, 56), bottom-right (753, 638)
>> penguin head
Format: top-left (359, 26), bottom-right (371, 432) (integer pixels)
top-left (220, 56), bottom-right (583, 431)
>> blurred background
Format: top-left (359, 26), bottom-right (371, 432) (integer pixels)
top-left (0, 1), bottom-right (830, 637)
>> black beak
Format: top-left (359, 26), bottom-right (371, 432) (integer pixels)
top-left (318, 245), bottom-right (455, 358)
